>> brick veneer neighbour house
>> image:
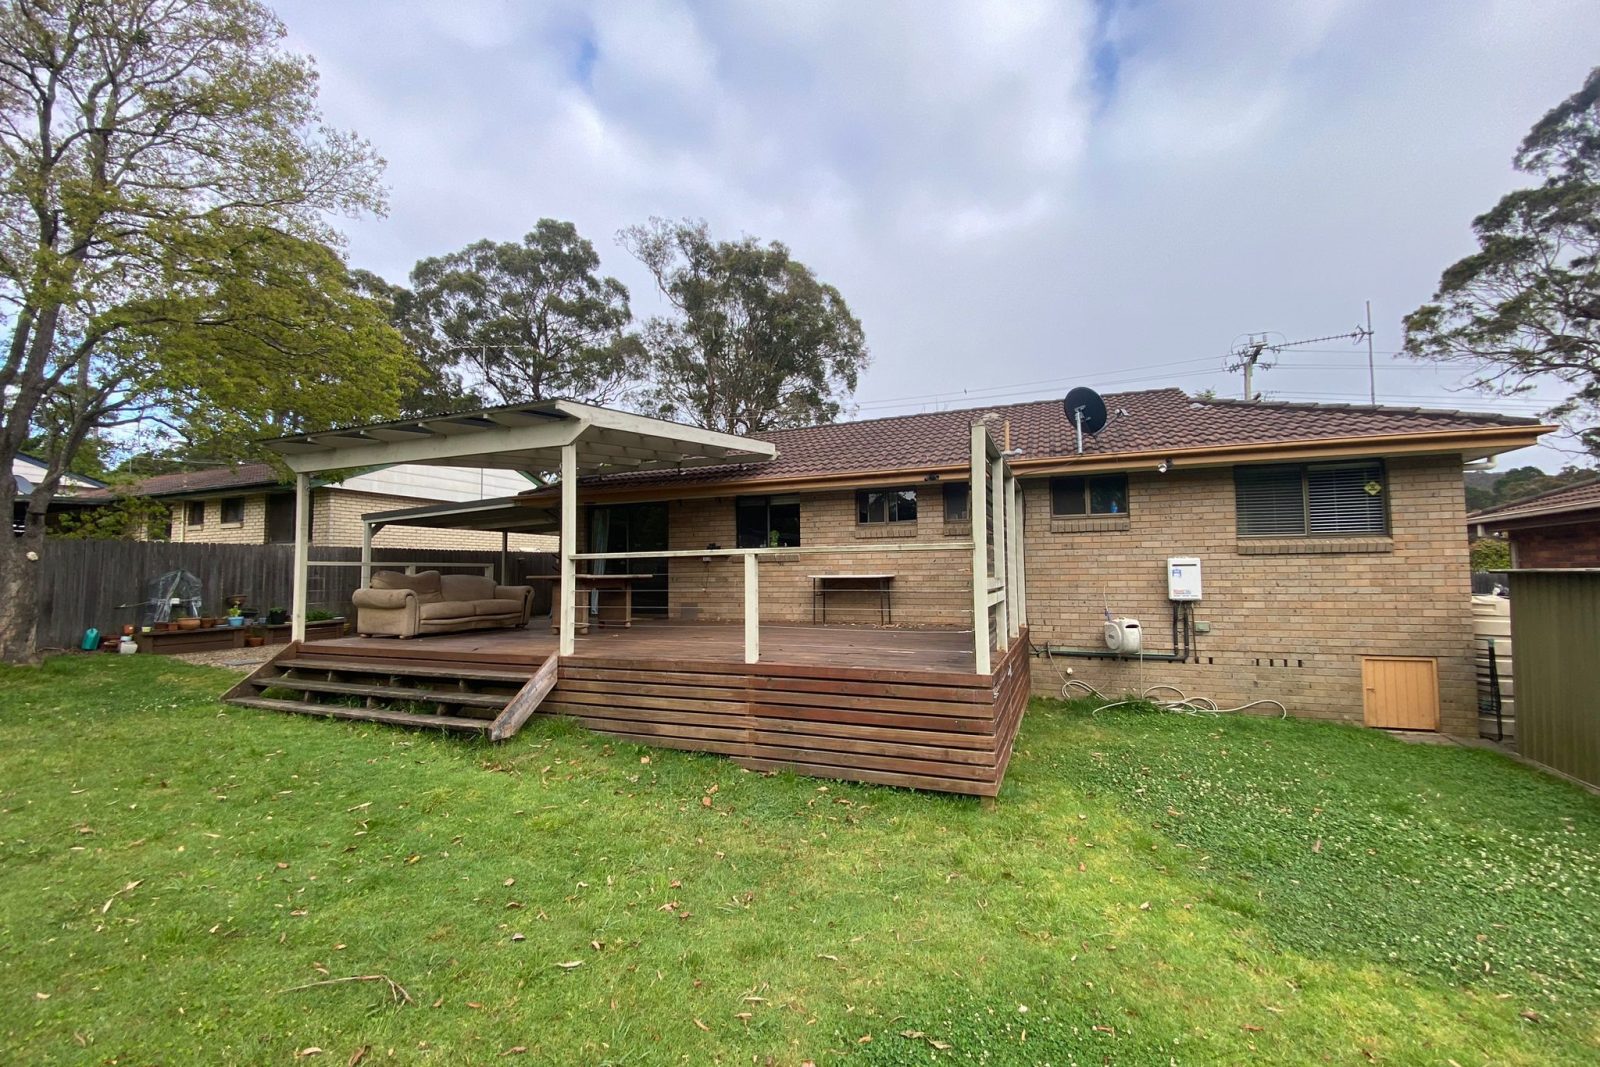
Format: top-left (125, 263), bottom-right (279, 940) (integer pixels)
top-left (528, 388), bottom-right (1549, 738)
top-left (80, 462), bottom-right (554, 552)
top-left (1468, 477), bottom-right (1600, 569)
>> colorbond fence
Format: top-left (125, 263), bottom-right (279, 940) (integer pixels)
top-left (1507, 569), bottom-right (1600, 790)
top-left (33, 540), bottom-right (555, 652)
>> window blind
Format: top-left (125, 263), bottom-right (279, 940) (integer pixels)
top-left (1307, 463), bottom-right (1386, 534)
top-left (1235, 466), bottom-right (1306, 536)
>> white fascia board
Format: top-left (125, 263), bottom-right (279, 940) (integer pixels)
top-left (280, 417), bottom-right (586, 474)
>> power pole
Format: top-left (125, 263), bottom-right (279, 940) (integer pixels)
top-left (1228, 334), bottom-right (1270, 401)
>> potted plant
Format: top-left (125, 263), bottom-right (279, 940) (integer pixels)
top-left (226, 606), bottom-right (245, 628)
top-left (176, 614), bottom-right (202, 630)
top-left (244, 625), bottom-right (267, 648)
top-left (266, 606), bottom-right (288, 626)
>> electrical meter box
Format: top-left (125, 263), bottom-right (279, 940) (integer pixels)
top-left (1167, 557), bottom-right (1202, 601)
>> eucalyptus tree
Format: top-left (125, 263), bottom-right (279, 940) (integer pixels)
top-left (620, 217), bottom-right (868, 435)
top-left (0, 0), bottom-right (407, 662)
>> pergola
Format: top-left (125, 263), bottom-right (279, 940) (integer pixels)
top-left (263, 400), bottom-right (777, 653)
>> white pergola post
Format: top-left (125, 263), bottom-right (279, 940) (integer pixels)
top-left (360, 521), bottom-right (374, 588)
top-left (743, 551), bottom-right (760, 664)
top-left (970, 423), bottom-right (991, 675)
top-left (1009, 479), bottom-right (1026, 634)
top-left (291, 472), bottom-right (310, 642)
top-left (499, 529), bottom-right (509, 585)
top-left (991, 452), bottom-right (1009, 654)
top-left (558, 442), bottom-right (578, 656)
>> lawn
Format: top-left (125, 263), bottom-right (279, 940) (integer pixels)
top-left (1, 656), bottom-right (1597, 1065)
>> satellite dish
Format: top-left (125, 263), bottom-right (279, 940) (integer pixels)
top-left (1063, 386), bottom-right (1108, 454)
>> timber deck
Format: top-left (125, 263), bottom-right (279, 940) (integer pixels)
top-left (224, 620), bottom-right (1030, 796)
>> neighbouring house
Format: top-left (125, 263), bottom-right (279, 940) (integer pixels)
top-left (81, 462), bottom-right (555, 551)
top-left (10, 453), bottom-right (106, 534)
top-left (1467, 476), bottom-right (1600, 568)
top-left (227, 391), bottom-right (1548, 796)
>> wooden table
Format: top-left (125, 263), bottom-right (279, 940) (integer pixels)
top-left (810, 574), bottom-right (896, 624)
top-left (534, 574), bottom-right (656, 632)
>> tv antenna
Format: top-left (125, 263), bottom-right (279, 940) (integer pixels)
top-left (1227, 307), bottom-right (1376, 402)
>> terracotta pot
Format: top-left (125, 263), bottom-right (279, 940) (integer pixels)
top-left (199, 617), bottom-right (216, 628)
top-left (176, 617), bottom-right (201, 631)
top-left (155, 621), bottom-right (174, 632)
top-left (244, 635), bottom-right (266, 647)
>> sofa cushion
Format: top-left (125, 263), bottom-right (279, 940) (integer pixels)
top-left (419, 600), bottom-right (479, 621)
top-left (440, 573), bottom-right (496, 601)
top-left (372, 569), bottom-right (445, 604)
top-left (473, 598), bottom-right (524, 617)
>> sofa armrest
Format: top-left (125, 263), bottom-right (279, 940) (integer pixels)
top-left (354, 587), bottom-right (416, 610)
top-left (495, 585), bottom-right (535, 623)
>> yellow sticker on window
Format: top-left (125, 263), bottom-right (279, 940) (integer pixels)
top-left (1364, 480), bottom-right (1383, 496)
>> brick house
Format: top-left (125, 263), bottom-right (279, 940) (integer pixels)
top-left (1468, 477), bottom-right (1600, 568)
top-left (501, 388), bottom-right (1548, 737)
top-left (87, 462), bottom-right (554, 551)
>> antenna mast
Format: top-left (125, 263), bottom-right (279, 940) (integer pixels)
top-left (1227, 318), bottom-right (1375, 402)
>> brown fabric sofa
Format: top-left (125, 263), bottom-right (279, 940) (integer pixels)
top-left (353, 570), bottom-right (534, 638)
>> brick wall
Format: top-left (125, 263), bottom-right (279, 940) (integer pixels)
top-left (171, 494), bottom-right (266, 544)
top-left (581, 490), bottom-right (972, 626)
top-left (1509, 521), bottom-right (1600, 568)
top-left (323, 490), bottom-right (555, 552)
top-left (1019, 454), bottom-right (1477, 736)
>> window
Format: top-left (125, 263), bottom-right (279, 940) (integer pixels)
top-left (185, 501), bottom-right (205, 527)
top-left (1234, 461), bottom-right (1388, 537)
top-left (736, 494), bottom-right (801, 548)
top-left (1050, 474), bottom-right (1128, 517)
top-left (942, 482), bottom-right (970, 522)
top-left (856, 487), bottom-right (917, 524)
top-left (220, 497), bottom-right (245, 525)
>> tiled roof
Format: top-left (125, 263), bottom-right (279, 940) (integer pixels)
top-left (573, 388), bottom-right (1544, 492)
top-left (1469, 477), bottom-right (1600, 525)
top-left (77, 462), bottom-right (285, 500)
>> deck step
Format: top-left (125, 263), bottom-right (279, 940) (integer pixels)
top-left (229, 696), bottom-right (491, 732)
top-left (278, 656), bottom-right (535, 683)
top-left (256, 677), bottom-right (511, 709)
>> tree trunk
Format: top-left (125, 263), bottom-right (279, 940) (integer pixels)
top-left (0, 521), bottom-right (44, 665)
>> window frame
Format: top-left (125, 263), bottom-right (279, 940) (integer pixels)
top-left (219, 496), bottom-right (246, 525)
top-left (734, 493), bottom-right (801, 548)
top-left (855, 487), bottom-right (918, 525)
top-left (185, 500), bottom-right (206, 527)
top-left (1234, 460), bottom-right (1390, 538)
top-left (1049, 474), bottom-right (1129, 518)
top-left (942, 482), bottom-right (970, 523)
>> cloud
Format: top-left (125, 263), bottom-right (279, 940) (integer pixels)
top-left (274, 0), bottom-right (1600, 467)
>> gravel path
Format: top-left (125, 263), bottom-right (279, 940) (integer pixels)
top-left (168, 646), bottom-right (276, 672)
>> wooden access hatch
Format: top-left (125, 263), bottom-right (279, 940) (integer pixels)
top-left (1362, 656), bottom-right (1440, 731)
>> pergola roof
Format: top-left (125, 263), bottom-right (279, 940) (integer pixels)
top-left (363, 494), bottom-right (559, 535)
top-left (262, 399), bottom-right (777, 476)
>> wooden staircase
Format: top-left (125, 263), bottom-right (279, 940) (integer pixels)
top-left (223, 642), bottom-right (560, 740)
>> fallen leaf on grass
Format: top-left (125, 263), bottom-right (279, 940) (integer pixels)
top-left (1520, 1009), bottom-right (1542, 1023)
top-left (510, 933), bottom-right (525, 942)
top-left (1312, 839), bottom-right (1323, 854)
top-left (693, 1018), bottom-right (711, 1032)
top-left (554, 960), bottom-right (582, 970)
top-left (1242, 1024), bottom-right (1263, 1032)
top-left (347, 1046), bottom-right (369, 1067)
top-left (100, 880), bottom-right (143, 914)
top-left (276, 862), bottom-right (290, 870)
top-left (405, 854), bottom-right (420, 865)
top-left (466, 1002), bottom-right (483, 1009)
top-left (500, 1047), bottom-right (527, 1056)
top-left (503, 878), bottom-right (515, 887)
top-left (33, 992), bottom-right (49, 1000)
top-left (295, 1049), bottom-right (323, 1059)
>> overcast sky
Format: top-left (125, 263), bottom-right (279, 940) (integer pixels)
top-left (275, 0), bottom-right (1599, 471)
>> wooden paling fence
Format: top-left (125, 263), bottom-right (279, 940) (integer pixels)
top-left (33, 540), bottom-right (555, 652)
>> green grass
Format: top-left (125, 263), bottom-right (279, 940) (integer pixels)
top-left (1, 656), bottom-right (1597, 1065)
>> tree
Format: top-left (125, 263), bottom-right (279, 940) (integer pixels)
top-left (1469, 536), bottom-right (1511, 573)
top-left (0, 0), bottom-right (407, 663)
top-left (408, 220), bottom-right (641, 406)
top-left (619, 217), bottom-right (869, 434)
top-left (1403, 67), bottom-right (1600, 458)
top-left (351, 268), bottom-right (481, 416)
